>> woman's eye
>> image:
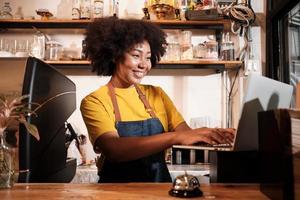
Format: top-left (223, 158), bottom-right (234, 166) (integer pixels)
top-left (132, 54), bottom-right (139, 58)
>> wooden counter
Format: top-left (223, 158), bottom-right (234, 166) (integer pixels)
top-left (0, 183), bottom-right (269, 199)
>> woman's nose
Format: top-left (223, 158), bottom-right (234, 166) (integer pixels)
top-left (138, 58), bottom-right (150, 68)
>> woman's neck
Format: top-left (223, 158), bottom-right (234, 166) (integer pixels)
top-left (109, 78), bottom-right (134, 88)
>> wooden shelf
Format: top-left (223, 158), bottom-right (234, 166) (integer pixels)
top-left (0, 57), bottom-right (242, 71)
top-left (153, 19), bottom-right (230, 29)
top-left (159, 60), bottom-right (242, 69)
top-left (45, 59), bottom-right (242, 71)
top-left (46, 60), bottom-right (90, 65)
top-left (0, 18), bottom-right (230, 29)
top-left (0, 19), bottom-right (91, 29)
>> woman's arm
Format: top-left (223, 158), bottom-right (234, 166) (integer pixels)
top-left (95, 125), bottom-right (235, 162)
top-left (174, 122), bottom-right (235, 145)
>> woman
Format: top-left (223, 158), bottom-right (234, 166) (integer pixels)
top-left (80, 17), bottom-right (235, 183)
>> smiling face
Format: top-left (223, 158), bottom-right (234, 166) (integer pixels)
top-left (110, 40), bottom-right (152, 88)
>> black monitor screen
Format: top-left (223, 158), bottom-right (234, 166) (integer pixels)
top-left (18, 56), bottom-right (76, 182)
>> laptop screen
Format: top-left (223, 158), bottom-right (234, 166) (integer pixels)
top-left (243, 73), bottom-right (293, 112)
top-left (234, 73), bottom-right (293, 151)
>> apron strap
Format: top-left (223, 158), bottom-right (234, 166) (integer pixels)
top-left (134, 84), bottom-right (157, 118)
top-left (107, 82), bottom-right (122, 122)
top-left (107, 82), bottom-right (158, 121)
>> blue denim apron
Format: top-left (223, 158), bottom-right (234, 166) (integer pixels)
top-left (98, 83), bottom-right (171, 183)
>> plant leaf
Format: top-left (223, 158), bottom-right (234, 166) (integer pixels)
top-left (25, 122), bottom-right (40, 141)
top-left (23, 121), bottom-right (40, 141)
top-left (19, 117), bottom-right (40, 141)
top-left (14, 94), bottom-right (30, 103)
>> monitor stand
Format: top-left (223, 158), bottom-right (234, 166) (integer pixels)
top-left (18, 158), bottom-right (77, 183)
top-left (46, 157), bottom-right (77, 183)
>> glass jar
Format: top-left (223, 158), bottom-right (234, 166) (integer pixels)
top-left (180, 30), bottom-right (192, 48)
top-left (0, 38), bottom-right (14, 57)
top-left (0, 2), bottom-right (13, 19)
top-left (220, 32), bottom-right (235, 61)
top-left (220, 41), bottom-right (234, 61)
top-left (193, 43), bottom-right (206, 58)
top-left (15, 39), bottom-right (29, 57)
top-left (205, 40), bottom-right (218, 59)
top-left (166, 43), bottom-right (181, 61)
top-left (45, 41), bottom-right (63, 61)
top-left (181, 45), bottom-right (193, 60)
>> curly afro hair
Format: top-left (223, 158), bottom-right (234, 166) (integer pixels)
top-left (85, 17), bottom-right (167, 76)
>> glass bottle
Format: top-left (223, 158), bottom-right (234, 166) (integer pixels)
top-left (72, 0), bottom-right (81, 19)
top-left (93, 0), bottom-right (104, 18)
top-left (14, 6), bottom-right (24, 19)
top-left (179, 0), bottom-right (188, 20)
top-left (80, 0), bottom-right (91, 19)
top-left (0, 2), bottom-right (13, 19)
top-left (220, 32), bottom-right (235, 61)
top-left (113, 0), bottom-right (119, 18)
top-left (0, 131), bottom-right (14, 189)
top-left (174, 0), bottom-right (181, 20)
top-left (30, 31), bottom-right (46, 60)
top-left (81, 39), bottom-right (88, 59)
top-left (109, 0), bottom-right (113, 16)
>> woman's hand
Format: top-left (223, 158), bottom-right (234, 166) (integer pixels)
top-left (176, 127), bottom-right (235, 145)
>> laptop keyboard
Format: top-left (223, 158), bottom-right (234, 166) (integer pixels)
top-left (195, 142), bottom-right (233, 148)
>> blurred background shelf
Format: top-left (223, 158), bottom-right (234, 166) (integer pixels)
top-left (45, 59), bottom-right (242, 71)
top-left (0, 18), bottom-right (230, 29)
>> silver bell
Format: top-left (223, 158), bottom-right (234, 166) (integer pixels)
top-left (169, 172), bottom-right (203, 198)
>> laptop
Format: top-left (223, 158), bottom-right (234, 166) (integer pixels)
top-left (173, 73), bottom-right (294, 151)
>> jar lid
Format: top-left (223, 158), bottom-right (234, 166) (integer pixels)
top-left (197, 43), bottom-right (205, 47)
top-left (205, 40), bottom-right (218, 46)
top-left (222, 41), bottom-right (234, 45)
top-left (46, 40), bottom-right (62, 47)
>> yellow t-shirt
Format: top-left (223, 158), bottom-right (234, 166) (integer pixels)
top-left (80, 84), bottom-right (185, 146)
